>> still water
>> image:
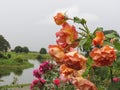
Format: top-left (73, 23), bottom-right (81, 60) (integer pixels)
top-left (0, 60), bottom-right (40, 86)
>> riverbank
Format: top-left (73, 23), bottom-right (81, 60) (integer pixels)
top-left (0, 52), bottom-right (39, 76)
top-left (0, 83), bottom-right (30, 90)
top-left (0, 52), bottom-right (51, 87)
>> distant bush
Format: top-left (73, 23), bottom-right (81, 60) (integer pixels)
top-left (22, 47), bottom-right (29, 53)
top-left (14, 46), bottom-right (23, 53)
top-left (0, 53), bottom-right (4, 58)
top-left (0, 53), bottom-right (9, 59)
top-left (39, 48), bottom-right (47, 54)
top-left (14, 46), bottom-right (29, 53)
top-left (7, 54), bottom-right (11, 58)
top-left (37, 54), bottom-right (42, 60)
top-left (14, 56), bottom-right (27, 64)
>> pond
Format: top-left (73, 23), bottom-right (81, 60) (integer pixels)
top-left (0, 60), bottom-right (40, 86)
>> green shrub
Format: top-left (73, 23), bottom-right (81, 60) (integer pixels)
top-left (37, 54), bottom-right (42, 60)
top-left (0, 53), bottom-right (4, 58)
top-left (14, 56), bottom-right (27, 64)
top-left (7, 54), bottom-right (11, 58)
top-left (39, 48), bottom-right (47, 54)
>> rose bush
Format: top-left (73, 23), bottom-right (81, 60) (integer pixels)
top-left (31, 12), bottom-right (120, 90)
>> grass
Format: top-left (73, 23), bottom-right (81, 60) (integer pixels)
top-left (0, 83), bottom-right (30, 89)
top-left (0, 52), bottom-right (51, 77)
top-left (0, 52), bottom-right (39, 77)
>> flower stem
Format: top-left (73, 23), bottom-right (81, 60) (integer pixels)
top-left (109, 66), bottom-right (113, 83)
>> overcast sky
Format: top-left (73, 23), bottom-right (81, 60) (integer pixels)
top-left (0, 0), bottom-right (120, 51)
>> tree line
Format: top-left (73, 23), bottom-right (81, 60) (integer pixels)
top-left (0, 34), bottom-right (47, 54)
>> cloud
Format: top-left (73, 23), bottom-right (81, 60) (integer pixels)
top-left (54, 6), bottom-right (80, 17)
top-left (79, 13), bottom-right (99, 23)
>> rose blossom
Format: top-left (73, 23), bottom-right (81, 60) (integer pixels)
top-left (60, 64), bottom-right (74, 76)
top-left (93, 31), bottom-right (105, 46)
top-left (113, 77), bottom-right (120, 83)
top-left (54, 12), bottom-right (66, 25)
top-left (33, 69), bottom-right (41, 78)
top-left (30, 78), bottom-right (46, 90)
top-left (39, 61), bottom-right (50, 73)
top-left (72, 77), bottom-right (97, 90)
top-left (89, 45), bottom-right (116, 67)
top-left (53, 78), bottom-right (60, 86)
top-left (63, 51), bottom-right (87, 70)
top-left (56, 22), bottom-right (78, 49)
top-left (48, 45), bottom-right (65, 64)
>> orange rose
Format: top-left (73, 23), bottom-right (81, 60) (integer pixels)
top-left (72, 77), bottom-right (97, 90)
top-left (48, 45), bottom-right (65, 64)
top-left (54, 13), bottom-right (66, 25)
top-left (60, 64), bottom-right (74, 76)
top-left (60, 64), bottom-right (86, 82)
top-left (89, 45), bottom-right (116, 67)
top-left (93, 31), bottom-right (105, 46)
top-left (56, 22), bottom-right (78, 48)
top-left (63, 51), bottom-right (87, 70)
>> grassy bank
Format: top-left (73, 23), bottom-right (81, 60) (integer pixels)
top-left (0, 52), bottom-right (51, 77)
top-left (0, 52), bottom-right (38, 76)
top-left (0, 83), bottom-right (30, 90)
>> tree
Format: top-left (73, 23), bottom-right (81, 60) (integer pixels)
top-left (14, 46), bottom-right (23, 53)
top-left (22, 46), bottom-right (29, 53)
top-left (39, 48), bottom-right (47, 54)
top-left (0, 35), bottom-right (11, 52)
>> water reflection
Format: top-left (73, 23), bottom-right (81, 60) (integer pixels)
top-left (0, 60), bottom-right (40, 86)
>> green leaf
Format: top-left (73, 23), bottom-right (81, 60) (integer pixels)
top-left (83, 38), bottom-right (92, 52)
top-left (104, 30), bottom-right (120, 38)
top-left (73, 17), bottom-right (86, 25)
top-left (73, 17), bottom-right (82, 24)
top-left (82, 57), bottom-right (93, 77)
top-left (107, 82), bottom-right (120, 90)
top-left (114, 41), bottom-right (120, 51)
top-left (104, 41), bottom-right (114, 47)
top-left (105, 32), bottom-right (118, 38)
top-left (79, 38), bottom-right (87, 48)
top-left (81, 18), bottom-right (86, 25)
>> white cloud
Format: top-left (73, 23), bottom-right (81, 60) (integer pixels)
top-left (79, 13), bottom-right (99, 23)
top-left (54, 6), bottom-right (80, 17)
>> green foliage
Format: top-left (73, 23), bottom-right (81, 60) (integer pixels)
top-left (82, 57), bottom-right (93, 77)
top-left (0, 52), bottom-right (37, 77)
top-left (107, 82), bottom-right (120, 90)
top-left (36, 54), bottom-right (42, 60)
top-left (104, 30), bottom-right (120, 38)
top-left (0, 53), bottom-right (11, 59)
top-left (14, 46), bottom-right (23, 53)
top-left (31, 61), bottom-right (75, 90)
top-left (0, 53), bottom-right (4, 58)
top-left (22, 46), bottom-right (29, 53)
top-left (14, 56), bottom-right (27, 64)
top-left (13, 68), bottom-right (23, 76)
top-left (39, 48), bottom-right (47, 54)
top-left (114, 42), bottom-right (120, 51)
top-left (0, 35), bottom-right (11, 52)
top-left (73, 17), bottom-right (86, 25)
top-left (14, 46), bottom-right (29, 53)
top-left (7, 53), bottom-right (11, 58)
top-left (79, 38), bottom-right (92, 54)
